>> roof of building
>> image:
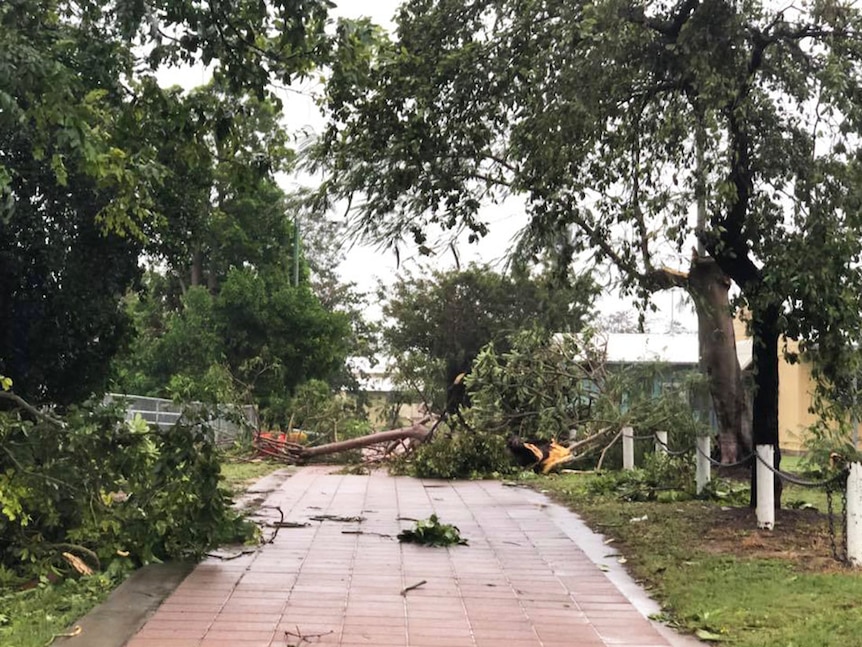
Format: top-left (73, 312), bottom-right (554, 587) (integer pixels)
top-left (347, 355), bottom-right (398, 392)
top-left (568, 332), bottom-right (754, 369)
top-left (349, 333), bottom-right (755, 394)
top-left (599, 333), bottom-right (699, 364)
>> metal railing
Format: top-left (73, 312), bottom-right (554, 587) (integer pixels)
top-left (105, 393), bottom-right (258, 444)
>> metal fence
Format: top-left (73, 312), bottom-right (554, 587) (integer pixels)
top-left (105, 393), bottom-right (259, 445)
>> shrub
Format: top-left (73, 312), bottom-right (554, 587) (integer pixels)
top-left (409, 430), bottom-right (516, 479)
top-left (0, 399), bottom-right (254, 579)
top-left (586, 453), bottom-right (695, 502)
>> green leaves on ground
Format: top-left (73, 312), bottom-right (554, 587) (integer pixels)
top-left (407, 429), bottom-right (515, 480)
top-left (0, 399), bottom-right (254, 582)
top-left (398, 515), bottom-right (467, 547)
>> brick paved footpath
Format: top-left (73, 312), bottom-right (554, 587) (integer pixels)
top-left (126, 466), bottom-right (703, 647)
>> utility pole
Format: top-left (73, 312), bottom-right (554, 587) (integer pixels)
top-left (696, 125), bottom-right (707, 258)
top-left (293, 214), bottom-right (300, 287)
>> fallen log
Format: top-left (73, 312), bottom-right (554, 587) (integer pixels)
top-left (254, 418), bottom-right (432, 464)
top-left (301, 420), bottom-right (432, 459)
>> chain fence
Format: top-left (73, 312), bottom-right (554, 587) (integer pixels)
top-left (629, 430), bottom-right (852, 564)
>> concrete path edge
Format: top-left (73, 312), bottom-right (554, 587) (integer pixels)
top-left (53, 467), bottom-right (296, 647)
top-left (53, 562), bottom-right (195, 647)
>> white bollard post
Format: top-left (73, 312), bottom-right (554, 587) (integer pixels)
top-left (756, 444), bottom-right (775, 530)
top-left (847, 462), bottom-right (862, 567)
top-left (696, 435), bottom-right (711, 494)
top-left (655, 431), bottom-right (668, 456)
top-left (622, 426), bottom-right (635, 470)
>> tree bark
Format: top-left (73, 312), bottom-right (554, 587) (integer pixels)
top-left (749, 305), bottom-right (782, 507)
top-left (190, 245), bottom-right (203, 288)
top-left (301, 423), bottom-right (431, 458)
top-left (687, 254), bottom-right (752, 462)
top-left (650, 256), bottom-right (752, 463)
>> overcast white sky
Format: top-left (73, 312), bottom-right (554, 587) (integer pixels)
top-left (159, 0), bottom-right (696, 332)
top-left (326, 2), bottom-right (696, 331)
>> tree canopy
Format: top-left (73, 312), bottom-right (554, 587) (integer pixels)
top-left (381, 264), bottom-right (597, 413)
top-left (0, 0), bottom-right (372, 404)
top-left (313, 0), bottom-right (862, 451)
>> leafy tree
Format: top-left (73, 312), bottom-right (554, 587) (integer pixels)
top-left (0, 129), bottom-right (142, 405)
top-left (0, 0), bottom-right (339, 234)
top-left (312, 0), bottom-right (862, 471)
top-left (467, 329), bottom-right (707, 449)
top-left (1, 0), bottom-right (367, 404)
top-left (110, 82), bottom-right (355, 415)
top-left (113, 266), bottom-right (351, 415)
top-left (381, 264), bottom-right (597, 413)
top-left (137, 83), bottom-right (297, 292)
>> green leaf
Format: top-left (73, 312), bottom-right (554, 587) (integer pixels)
top-left (695, 629), bottom-right (725, 642)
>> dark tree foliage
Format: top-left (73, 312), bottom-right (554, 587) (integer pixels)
top-left (382, 264), bottom-right (597, 413)
top-left (0, 0), bottom-right (369, 404)
top-left (0, 130), bottom-right (141, 405)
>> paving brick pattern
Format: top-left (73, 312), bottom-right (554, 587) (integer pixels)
top-left (126, 466), bottom-right (677, 647)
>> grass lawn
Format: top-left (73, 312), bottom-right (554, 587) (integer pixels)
top-left (0, 575), bottom-right (120, 647)
top-left (219, 455), bottom-right (287, 494)
top-left (0, 454), bottom-right (285, 647)
top-left (536, 468), bottom-right (862, 647)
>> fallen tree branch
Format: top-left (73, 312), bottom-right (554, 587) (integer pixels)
top-left (596, 430), bottom-right (624, 471)
top-left (301, 420), bottom-right (432, 458)
top-left (400, 579), bottom-right (427, 596)
top-left (255, 418), bottom-right (434, 464)
top-left (284, 626), bottom-right (335, 646)
top-left (0, 391), bottom-right (66, 428)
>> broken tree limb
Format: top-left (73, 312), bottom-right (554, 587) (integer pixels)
top-left (254, 418), bottom-right (433, 464)
top-left (596, 429), bottom-right (624, 471)
top-left (401, 580), bottom-right (427, 596)
top-left (301, 420), bottom-right (432, 459)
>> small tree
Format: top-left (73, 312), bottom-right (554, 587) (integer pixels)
top-left (467, 330), bottom-right (709, 465)
top-left (381, 265), bottom-right (597, 414)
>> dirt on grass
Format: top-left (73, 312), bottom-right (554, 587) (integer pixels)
top-left (698, 506), bottom-right (847, 572)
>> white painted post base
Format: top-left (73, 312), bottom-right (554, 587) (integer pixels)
top-left (622, 426), bottom-right (634, 470)
top-left (696, 435), bottom-right (711, 495)
top-left (847, 462), bottom-right (862, 567)
top-left (756, 445), bottom-right (775, 530)
top-left (655, 431), bottom-right (668, 456)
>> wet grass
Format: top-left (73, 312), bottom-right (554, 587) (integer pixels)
top-left (536, 470), bottom-right (862, 646)
top-left (0, 574), bottom-right (117, 647)
top-left (219, 455), bottom-right (286, 494)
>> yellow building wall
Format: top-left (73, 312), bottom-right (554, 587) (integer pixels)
top-left (365, 393), bottom-right (425, 431)
top-left (777, 349), bottom-right (819, 452)
top-left (733, 315), bottom-right (857, 452)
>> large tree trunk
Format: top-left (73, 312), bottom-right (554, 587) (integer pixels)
top-left (749, 305), bottom-right (782, 507)
top-left (190, 247), bottom-right (203, 287)
top-left (301, 423), bottom-right (431, 458)
top-left (254, 420), bottom-right (432, 463)
top-left (687, 255), bottom-right (752, 462)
